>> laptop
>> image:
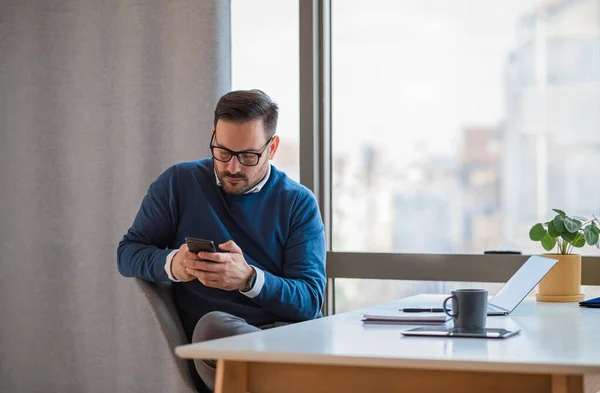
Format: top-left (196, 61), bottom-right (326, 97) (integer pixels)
top-left (485, 255), bottom-right (558, 316)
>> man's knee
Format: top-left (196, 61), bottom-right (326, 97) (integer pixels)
top-left (192, 311), bottom-right (251, 343)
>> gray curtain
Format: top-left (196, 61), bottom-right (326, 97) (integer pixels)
top-left (0, 1), bottom-right (230, 392)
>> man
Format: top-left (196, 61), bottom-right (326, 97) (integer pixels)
top-left (117, 89), bottom-right (326, 391)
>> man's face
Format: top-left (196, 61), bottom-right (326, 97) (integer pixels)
top-left (212, 119), bottom-right (279, 195)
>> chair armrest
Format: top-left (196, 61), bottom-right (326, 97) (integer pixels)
top-left (134, 278), bottom-right (198, 392)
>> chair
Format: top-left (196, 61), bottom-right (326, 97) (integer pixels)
top-left (134, 278), bottom-right (204, 393)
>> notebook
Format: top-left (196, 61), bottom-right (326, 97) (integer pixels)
top-left (579, 296), bottom-right (600, 308)
top-left (362, 311), bottom-right (450, 325)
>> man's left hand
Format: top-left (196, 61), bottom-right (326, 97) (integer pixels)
top-left (185, 240), bottom-right (254, 291)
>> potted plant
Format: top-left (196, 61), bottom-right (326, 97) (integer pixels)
top-left (529, 209), bottom-right (600, 302)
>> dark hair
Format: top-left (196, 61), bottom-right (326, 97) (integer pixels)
top-left (213, 89), bottom-right (279, 138)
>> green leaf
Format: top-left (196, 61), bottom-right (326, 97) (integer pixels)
top-left (561, 230), bottom-right (576, 241)
top-left (541, 233), bottom-right (557, 251)
top-left (573, 216), bottom-right (588, 221)
top-left (564, 217), bottom-right (582, 233)
top-left (584, 226), bottom-right (599, 246)
top-left (552, 209), bottom-right (566, 216)
top-left (571, 235), bottom-right (585, 248)
top-left (529, 223), bottom-right (547, 241)
top-left (547, 220), bottom-right (560, 238)
top-left (591, 223), bottom-right (600, 235)
top-left (553, 215), bottom-right (566, 233)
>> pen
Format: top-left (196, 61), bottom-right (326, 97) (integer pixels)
top-left (401, 308), bottom-right (444, 313)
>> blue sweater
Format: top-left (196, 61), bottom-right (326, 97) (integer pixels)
top-left (117, 159), bottom-right (326, 339)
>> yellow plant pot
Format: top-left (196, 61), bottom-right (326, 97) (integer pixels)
top-left (536, 254), bottom-right (584, 302)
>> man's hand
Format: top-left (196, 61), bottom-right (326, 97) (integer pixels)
top-left (171, 243), bottom-right (203, 282)
top-left (184, 240), bottom-right (254, 291)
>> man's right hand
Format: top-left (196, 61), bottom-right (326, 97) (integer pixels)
top-left (171, 244), bottom-right (202, 282)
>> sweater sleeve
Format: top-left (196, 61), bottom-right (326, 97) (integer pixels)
top-left (250, 191), bottom-right (327, 321)
top-left (117, 166), bottom-right (179, 282)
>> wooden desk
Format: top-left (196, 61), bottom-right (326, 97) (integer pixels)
top-left (175, 295), bottom-right (600, 393)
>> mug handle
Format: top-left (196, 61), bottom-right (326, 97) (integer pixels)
top-left (443, 295), bottom-right (458, 318)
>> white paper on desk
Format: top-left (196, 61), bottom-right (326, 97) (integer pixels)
top-left (362, 311), bottom-right (450, 325)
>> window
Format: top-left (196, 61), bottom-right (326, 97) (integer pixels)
top-left (330, 0), bottom-right (600, 311)
top-left (331, 0), bottom-right (600, 254)
top-left (231, 0), bottom-right (300, 181)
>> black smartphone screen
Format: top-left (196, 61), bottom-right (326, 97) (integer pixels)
top-left (185, 237), bottom-right (217, 254)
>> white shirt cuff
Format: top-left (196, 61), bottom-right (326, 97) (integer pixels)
top-left (240, 266), bottom-right (264, 298)
top-left (165, 249), bottom-right (180, 282)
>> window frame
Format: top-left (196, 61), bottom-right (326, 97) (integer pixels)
top-left (298, 0), bottom-right (600, 316)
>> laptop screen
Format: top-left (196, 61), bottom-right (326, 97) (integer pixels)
top-left (489, 255), bottom-right (558, 312)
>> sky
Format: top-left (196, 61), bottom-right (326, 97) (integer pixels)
top-left (231, 0), bottom-right (541, 163)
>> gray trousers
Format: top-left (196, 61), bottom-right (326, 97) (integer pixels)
top-left (193, 311), bottom-right (283, 391)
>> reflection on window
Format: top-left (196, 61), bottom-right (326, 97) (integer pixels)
top-left (231, 0), bottom-right (300, 181)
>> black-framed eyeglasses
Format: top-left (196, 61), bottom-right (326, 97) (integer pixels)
top-left (209, 133), bottom-right (274, 167)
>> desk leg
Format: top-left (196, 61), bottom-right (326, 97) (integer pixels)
top-left (552, 375), bottom-right (584, 393)
top-left (214, 360), bottom-right (248, 393)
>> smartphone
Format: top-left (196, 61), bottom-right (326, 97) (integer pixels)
top-left (185, 237), bottom-right (217, 254)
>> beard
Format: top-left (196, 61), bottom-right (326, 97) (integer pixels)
top-left (215, 161), bottom-right (268, 195)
